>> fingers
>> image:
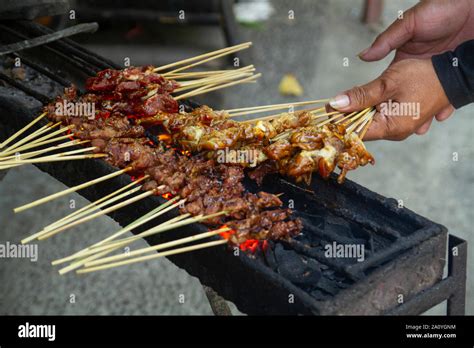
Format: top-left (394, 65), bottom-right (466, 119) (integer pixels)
top-left (415, 117), bottom-right (433, 135)
top-left (361, 112), bottom-right (389, 141)
top-left (359, 8), bottom-right (415, 62)
top-left (435, 105), bottom-right (455, 121)
top-left (363, 111), bottom-right (428, 141)
top-left (329, 76), bottom-right (396, 112)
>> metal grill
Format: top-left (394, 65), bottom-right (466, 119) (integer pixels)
top-left (0, 20), bottom-right (467, 315)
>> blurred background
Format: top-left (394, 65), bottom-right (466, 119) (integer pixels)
top-left (0, 0), bottom-right (472, 315)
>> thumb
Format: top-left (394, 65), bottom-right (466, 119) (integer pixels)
top-left (329, 76), bottom-right (394, 112)
top-left (359, 9), bottom-right (414, 61)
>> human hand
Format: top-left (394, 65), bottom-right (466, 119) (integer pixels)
top-left (359, 0), bottom-right (474, 63)
top-left (328, 59), bottom-right (452, 140)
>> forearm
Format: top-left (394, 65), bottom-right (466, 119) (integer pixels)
top-left (432, 40), bottom-right (474, 108)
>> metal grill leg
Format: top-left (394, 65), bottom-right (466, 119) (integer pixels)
top-left (203, 285), bottom-right (232, 316)
top-left (447, 235), bottom-right (467, 315)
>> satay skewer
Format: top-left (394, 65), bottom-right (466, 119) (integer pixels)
top-left (0, 153), bottom-right (105, 171)
top-left (38, 187), bottom-right (158, 240)
top-left (76, 239), bottom-right (228, 274)
top-left (57, 213), bottom-right (197, 275)
top-left (1, 124), bottom-right (75, 156)
top-left (56, 213), bottom-right (201, 274)
top-left (161, 43), bottom-right (252, 75)
top-left (85, 227), bottom-right (231, 268)
top-left (241, 109), bottom-right (339, 124)
top-left (80, 211), bottom-right (228, 255)
top-left (0, 145), bottom-right (98, 164)
top-left (34, 186), bottom-right (144, 239)
top-left (54, 213), bottom-right (191, 269)
top-left (165, 70), bottom-right (241, 80)
top-left (52, 197), bottom-right (184, 265)
top-left (174, 73), bottom-right (261, 100)
top-left (226, 99), bottom-right (329, 116)
top-left (56, 213), bottom-right (191, 274)
top-left (176, 65), bottom-right (255, 87)
top-left (154, 42), bottom-right (252, 73)
top-left (0, 122), bottom-right (57, 156)
top-left (0, 139), bottom-right (88, 162)
top-left (0, 112), bottom-right (47, 150)
top-left (360, 116), bottom-right (374, 140)
top-left (174, 66), bottom-right (255, 92)
top-left (21, 176), bottom-right (150, 244)
top-left (14, 167), bottom-right (132, 213)
top-left (346, 109), bottom-right (376, 134)
top-left (0, 134), bottom-right (81, 157)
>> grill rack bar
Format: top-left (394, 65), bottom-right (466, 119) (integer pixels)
top-left (11, 52), bottom-right (71, 87)
top-left (15, 20), bottom-right (120, 71)
top-left (0, 24), bottom-right (99, 76)
top-left (0, 70), bottom-right (51, 104)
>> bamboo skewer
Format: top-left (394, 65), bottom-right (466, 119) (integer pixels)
top-left (360, 116), bottom-right (374, 140)
top-left (43, 176), bottom-right (150, 232)
top-left (0, 153), bottom-right (105, 170)
top-left (55, 210), bottom-right (191, 274)
top-left (85, 197), bottom-right (185, 247)
top-left (241, 109), bottom-right (338, 125)
top-left (21, 177), bottom-right (150, 245)
top-left (173, 72), bottom-right (255, 94)
top-left (343, 108), bottom-right (371, 127)
top-left (51, 198), bottom-right (184, 265)
top-left (320, 111), bottom-right (357, 126)
top-left (162, 43), bottom-right (252, 75)
top-left (346, 108), bottom-right (375, 134)
top-left (60, 227), bottom-right (213, 275)
top-left (165, 70), bottom-right (238, 80)
top-left (355, 111), bottom-right (374, 133)
top-left (229, 105), bottom-right (326, 118)
top-left (154, 42), bottom-right (252, 73)
top-left (0, 112), bottom-right (47, 149)
top-left (82, 211), bottom-right (227, 255)
top-left (174, 73), bottom-right (261, 100)
top-left (0, 139), bottom-right (87, 162)
top-left (38, 188), bottom-right (156, 240)
top-left (0, 146), bottom-right (100, 169)
top-left (77, 239), bottom-right (227, 274)
top-left (54, 213), bottom-right (192, 267)
top-left (0, 145), bottom-right (97, 163)
top-left (59, 247), bottom-right (121, 275)
top-left (0, 122), bottom-right (57, 156)
top-left (85, 227), bottom-right (230, 268)
top-left (1, 124), bottom-right (74, 157)
top-left (32, 185), bottom-right (144, 241)
top-left (0, 135), bottom-right (81, 158)
top-left (173, 66), bottom-right (255, 93)
top-left (176, 65), bottom-right (255, 87)
top-left (226, 100), bottom-right (329, 117)
top-left (14, 167), bottom-right (131, 213)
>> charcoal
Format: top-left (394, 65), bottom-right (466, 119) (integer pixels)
top-left (310, 289), bottom-right (332, 301)
top-left (263, 241), bottom-right (278, 271)
top-left (315, 277), bottom-right (340, 296)
top-left (274, 244), bottom-right (321, 286)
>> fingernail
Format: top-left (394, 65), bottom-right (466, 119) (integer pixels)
top-left (329, 94), bottom-right (350, 109)
top-left (358, 47), bottom-right (370, 58)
